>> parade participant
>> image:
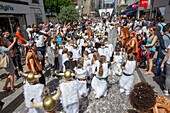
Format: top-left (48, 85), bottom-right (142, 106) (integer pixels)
top-left (119, 53), bottom-right (136, 95)
top-left (91, 52), bottom-right (100, 75)
top-left (26, 42), bottom-right (45, 85)
top-left (64, 51), bottom-right (77, 71)
top-left (58, 44), bottom-right (63, 73)
top-left (105, 40), bottom-right (114, 60)
top-left (72, 43), bottom-right (81, 60)
top-left (91, 55), bottom-right (110, 99)
top-left (30, 88), bottom-right (61, 113)
top-left (118, 27), bottom-right (130, 50)
top-left (126, 31), bottom-right (138, 61)
top-left (62, 48), bottom-right (68, 72)
top-left (129, 82), bottom-right (170, 113)
top-left (74, 58), bottom-right (88, 97)
top-left (22, 72), bottom-right (44, 113)
top-left (59, 70), bottom-right (79, 113)
top-left (46, 37), bottom-right (57, 76)
top-left (98, 43), bottom-right (110, 62)
top-left (111, 46), bottom-right (123, 76)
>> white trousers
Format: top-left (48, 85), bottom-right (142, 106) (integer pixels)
top-left (119, 75), bottom-right (134, 93)
top-left (64, 103), bottom-right (79, 113)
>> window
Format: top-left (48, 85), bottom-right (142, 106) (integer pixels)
top-left (32, 0), bottom-right (39, 4)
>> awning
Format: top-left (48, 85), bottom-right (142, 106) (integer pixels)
top-left (120, 3), bottom-right (138, 15)
top-left (120, 8), bottom-right (136, 15)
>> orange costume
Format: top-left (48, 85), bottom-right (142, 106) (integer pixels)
top-left (118, 27), bottom-right (130, 48)
top-left (85, 29), bottom-right (93, 37)
top-left (26, 49), bottom-right (42, 72)
top-left (16, 31), bottom-right (27, 45)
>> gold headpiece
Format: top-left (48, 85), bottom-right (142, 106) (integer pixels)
top-left (57, 70), bottom-right (75, 80)
top-left (21, 71), bottom-right (41, 84)
top-left (30, 88), bottom-right (61, 112)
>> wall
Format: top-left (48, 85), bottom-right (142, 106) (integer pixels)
top-left (154, 0), bottom-right (170, 23)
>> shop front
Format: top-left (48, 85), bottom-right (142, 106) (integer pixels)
top-left (0, 1), bottom-right (46, 39)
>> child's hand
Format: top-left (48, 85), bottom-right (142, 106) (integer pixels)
top-left (111, 61), bottom-right (116, 64)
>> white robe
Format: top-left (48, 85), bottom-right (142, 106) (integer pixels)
top-left (119, 60), bottom-right (136, 93)
top-left (23, 83), bottom-right (44, 113)
top-left (112, 54), bottom-right (123, 76)
top-left (62, 53), bottom-right (68, 72)
top-left (74, 68), bottom-right (88, 97)
top-left (60, 80), bottom-right (79, 113)
top-left (72, 48), bottom-right (81, 60)
top-left (91, 63), bottom-right (109, 98)
top-left (98, 47), bottom-right (110, 62)
top-left (105, 44), bottom-right (114, 57)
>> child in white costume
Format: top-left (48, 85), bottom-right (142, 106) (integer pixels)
top-left (112, 47), bottom-right (124, 76)
top-left (91, 55), bottom-right (110, 99)
top-left (59, 70), bottom-right (79, 113)
top-left (62, 48), bottom-right (68, 72)
top-left (23, 72), bottom-right (44, 113)
top-left (74, 58), bottom-right (88, 97)
top-left (98, 43), bottom-right (110, 62)
top-left (72, 44), bottom-right (81, 60)
top-left (119, 53), bottom-right (136, 95)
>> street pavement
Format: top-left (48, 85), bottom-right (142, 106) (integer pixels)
top-left (12, 70), bottom-right (140, 113)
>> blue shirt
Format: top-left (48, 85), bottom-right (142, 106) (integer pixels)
top-left (57, 36), bottom-right (62, 45)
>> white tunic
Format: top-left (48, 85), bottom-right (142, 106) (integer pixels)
top-left (74, 68), bottom-right (88, 97)
top-left (72, 48), bottom-right (81, 60)
top-left (83, 58), bottom-right (92, 76)
top-left (112, 54), bottom-right (123, 75)
top-left (105, 44), bottom-right (114, 57)
top-left (23, 83), bottom-right (44, 113)
top-left (60, 80), bottom-right (79, 113)
top-left (98, 47), bottom-right (110, 62)
top-left (91, 63), bottom-right (109, 98)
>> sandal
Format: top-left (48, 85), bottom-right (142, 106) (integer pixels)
top-left (144, 71), bottom-right (153, 75)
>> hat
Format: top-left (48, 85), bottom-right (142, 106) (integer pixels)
top-left (64, 69), bottom-right (75, 80)
top-left (30, 88), bottom-right (61, 112)
top-left (21, 71), bottom-right (41, 84)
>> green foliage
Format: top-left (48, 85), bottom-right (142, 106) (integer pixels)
top-left (58, 5), bottom-right (79, 22)
top-left (44, 0), bottom-right (72, 12)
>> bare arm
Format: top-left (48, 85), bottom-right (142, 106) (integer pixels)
top-left (8, 37), bottom-right (17, 50)
top-left (162, 49), bottom-right (170, 65)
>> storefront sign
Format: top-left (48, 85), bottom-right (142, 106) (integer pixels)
top-left (0, 5), bottom-right (14, 11)
top-left (139, 0), bottom-right (148, 8)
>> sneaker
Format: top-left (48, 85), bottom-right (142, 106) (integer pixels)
top-left (125, 91), bottom-right (130, 96)
top-left (120, 88), bottom-right (125, 94)
top-left (163, 90), bottom-right (169, 96)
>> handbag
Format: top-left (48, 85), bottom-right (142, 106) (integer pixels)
top-left (0, 53), bottom-right (10, 68)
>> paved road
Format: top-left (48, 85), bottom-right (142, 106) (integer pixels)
top-left (13, 70), bottom-right (140, 113)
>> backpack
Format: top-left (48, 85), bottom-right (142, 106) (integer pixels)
top-left (159, 34), bottom-right (170, 50)
top-left (0, 53), bottom-right (10, 68)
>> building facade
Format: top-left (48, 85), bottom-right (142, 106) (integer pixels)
top-left (0, 0), bottom-right (46, 38)
top-left (154, 0), bottom-right (170, 23)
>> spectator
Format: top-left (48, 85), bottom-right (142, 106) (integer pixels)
top-left (144, 27), bottom-right (158, 75)
top-left (0, 37), bottom-right (17, 91)
top-left (4, 30), bottom-right (23, 80)
top-left (156, 24), bottom-right (170, 76)
top-left (161, 44), bottom-right (170, 96)
top-left (16, 27), bottom-right (27, 45)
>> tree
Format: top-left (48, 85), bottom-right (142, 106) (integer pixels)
top-left (58, 5), bottom-right (79, 22)
top-left (44, 0), bottom-right (72, 12)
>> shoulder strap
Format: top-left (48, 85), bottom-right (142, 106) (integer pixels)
top-left (165, 34), bottom-right (170, 39)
